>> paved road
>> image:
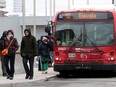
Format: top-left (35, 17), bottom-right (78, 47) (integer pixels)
top-left (32, 71), bottom-right (116, 87)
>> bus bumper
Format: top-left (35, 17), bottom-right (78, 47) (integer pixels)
top-left (54, 64), bottom-right (116, 71)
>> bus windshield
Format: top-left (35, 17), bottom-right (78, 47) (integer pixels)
top-left (55, 22), bottom-right (114, 47)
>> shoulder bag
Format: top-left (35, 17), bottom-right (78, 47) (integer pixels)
top-left (1, 39), bottom-right (14, 56)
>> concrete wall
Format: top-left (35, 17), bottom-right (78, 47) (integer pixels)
top-left (25, 25), bottom-right (48, 40)
top-left (0, 53), bottom-right (39, 75)
top-left (0, 53), bottom-right (25, 75)
top-left (19, 16), bottom-right (52, 25)
top-left (0, 17), bottom-right (22, 44)
top-left (0, 16), bottom-right (53, 45)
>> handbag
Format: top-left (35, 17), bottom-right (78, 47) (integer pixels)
top-left (1, 48), bottom-right (8, 55)
top-left (1, 39), bottom-right (14, 56)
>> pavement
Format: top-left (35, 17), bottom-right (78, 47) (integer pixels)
top-left (0, 67), bottom-right (58, 87)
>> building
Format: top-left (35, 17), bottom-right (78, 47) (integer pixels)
top-left (0, 0), bottom-right (7, 17)
top-left (13, 0), bottom-right (22, 12)
top-left (0, 16), bottom-right (53, 45)
top-left (0, 10), bottom-right (7, 16)
top-left (0, 0), bottom-right (6, 8)
top-left (0, 0), bottom-right (114, 45)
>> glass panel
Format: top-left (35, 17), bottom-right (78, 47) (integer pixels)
top-left (55, 22), bottom-right (114, 47)
top-left (56, 22), bottom-right (83, 46)
top-left (85, 22), bottom-right (114, 46)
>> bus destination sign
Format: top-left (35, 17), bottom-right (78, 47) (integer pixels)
top-left (57, 12), bottom-right (113, 20)
top-left (78, 13), bottom-right (96, 19)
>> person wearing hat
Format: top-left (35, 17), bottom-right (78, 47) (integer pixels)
top-left (38, 36), bottom-right (49, 74)
top-left (20, 28), bottom-right (37, 80)
top-left (4, 30), bottom-right (19, 80)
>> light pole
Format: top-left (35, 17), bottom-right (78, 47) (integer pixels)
top-left (53, 0), bottom-right (55, 17)
top-left (50, 0), bottom-right (52, 21)
top-left (68, 0), bottom-right (70, 10)
top-left (22, 0), bottom-right (26, 36)
top-left (45, 0), bottom-right (47, 16)
top-left (112, 0), bottom-right (114, 4)
top-left (33, 0), bottom-right (36, 37)
top-left (87, 0), bottom-right (89, 5)
top-left (72, 0), bottom-right (74, 5)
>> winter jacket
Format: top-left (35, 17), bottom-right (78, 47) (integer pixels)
top-left (4, 37), bottom-right (19, 56)
top-left (20, 29), bottom-right (37, 58)
top-left (39, 41), bottom-right (49, 56)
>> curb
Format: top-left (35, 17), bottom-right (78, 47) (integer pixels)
top-left (0, 74), bottom-right (57, 87)
top-left (0, 68), bottom-right (58, 87)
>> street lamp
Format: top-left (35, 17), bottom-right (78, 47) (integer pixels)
top-left (72, 0), bottom-right (74, 5)
top-left (53, 0), bottom-right (55, 17)
top-left (50, 0), bottom-right (52, 21)
top-left (45, 0), bottom-right (47, 16)
top-left (87, 0), bottom-right (89, 5)
top-left (68, 0), bottom-right (70, 10)
top-left (112, 0), bottom-right (114, 4)
top-left (22, 0), bottom-right (26, 36)
top-left (33, 0), bottom-right (36, 37)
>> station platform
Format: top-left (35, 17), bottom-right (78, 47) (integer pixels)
top-left (0, 67), bottom-right (58, 87)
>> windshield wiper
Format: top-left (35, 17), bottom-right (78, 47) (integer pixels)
top-left (82, 34), bottom-right (104, 53)
top-left (65, 34), bottom-right (104, 54)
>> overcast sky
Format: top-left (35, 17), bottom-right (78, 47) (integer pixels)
top-left (4, 0), bottom-right (112, 16)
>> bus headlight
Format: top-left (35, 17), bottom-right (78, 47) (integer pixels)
top-left (56, 58), bottom-right (59, 60)
top-left (56, 58), bottom-right (62, 61)
top-left (111, 57), bottom-right (114, 60)
top-left (108, 57), bottom-right (114, 61)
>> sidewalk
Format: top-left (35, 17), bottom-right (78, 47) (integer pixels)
top-left (0, 67), bottom-right (58, 87)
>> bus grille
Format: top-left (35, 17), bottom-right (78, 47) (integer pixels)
top-left (64, 59), bottom-right (103, 64)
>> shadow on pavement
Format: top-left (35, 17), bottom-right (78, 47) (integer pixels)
top-left (57, 70), bottom-right (116, 78)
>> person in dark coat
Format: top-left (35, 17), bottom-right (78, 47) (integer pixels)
top-left (37, 39), bottom-right (42, 71)
top-left (4, 30), bottom-right (19, 80)
top-left (39, 36), bottom-right (49, 74)
top-left (20, 29), bottom-right (37, 80)
top-left (0, 31), bottom-right (7, 76)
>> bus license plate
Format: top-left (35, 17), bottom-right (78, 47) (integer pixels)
top-left (75, 65), bottom-right (91, 70)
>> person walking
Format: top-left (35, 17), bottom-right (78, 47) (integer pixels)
top-left (20, 29), bottom-right (37, 80)
top-left (37, 39), bottom-right (42, 71)
top-left (49, 36), bottom-right (54, 66)
top-left (4, 30), bottom-right (18, 80)
top-left (0, 31), bottom-right (7, 76)
top-left (38, 36), bottom-right (49, 74)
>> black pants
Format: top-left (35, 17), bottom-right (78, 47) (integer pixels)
top-left (4, 55), bottom-right (15, 77)
top-left (22, 57), bottom-right (34, 77)
top-left (1, 56), bottom-right (7, 74)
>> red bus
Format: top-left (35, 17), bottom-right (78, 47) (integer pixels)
top-left (46, 9), bottom-right (116, 75)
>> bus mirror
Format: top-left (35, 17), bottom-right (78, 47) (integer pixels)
top-left (45, 25), bottom-right (51, 33)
